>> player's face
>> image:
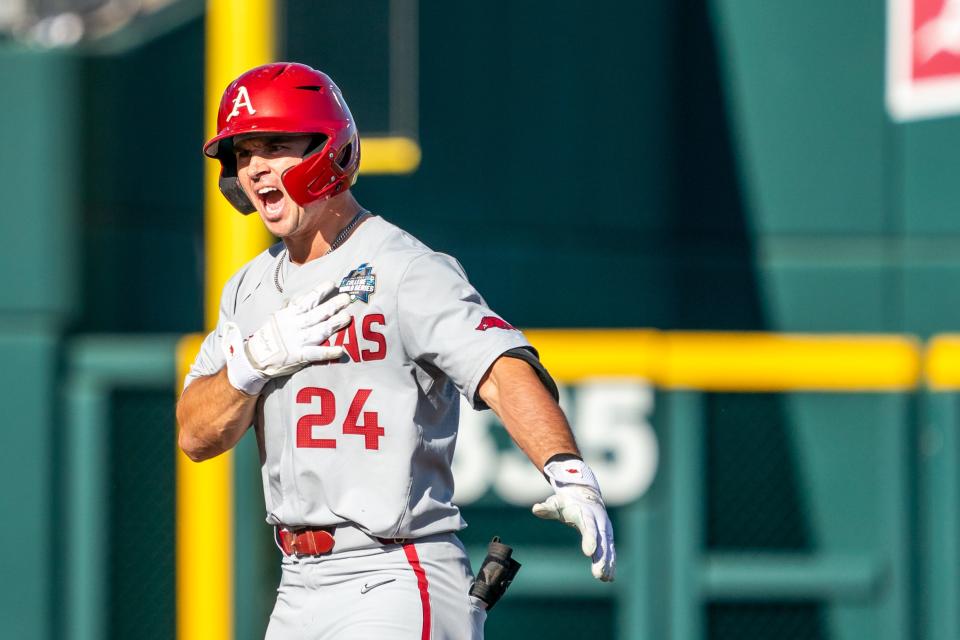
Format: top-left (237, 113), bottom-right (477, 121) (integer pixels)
top-left (235, 135), bottom-right (314, 237)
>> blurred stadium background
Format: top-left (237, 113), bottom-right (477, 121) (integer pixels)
top-left (3, 0), bottom-right (960, 639)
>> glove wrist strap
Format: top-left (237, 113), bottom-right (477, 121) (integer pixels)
top-left (543, 458), bottom-right (603, 496)
top-left (542, 452), bottom-right (582, 471)
top-left (222, 322), bottom-right (268, 396)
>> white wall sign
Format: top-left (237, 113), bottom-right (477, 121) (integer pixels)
top-left (888, 0), bottom-right (960, 120)
top-left (452, 379), bottom-right (659, 507)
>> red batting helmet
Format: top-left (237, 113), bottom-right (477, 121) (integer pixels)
top-left (203, 62), bottom-right (361, 214)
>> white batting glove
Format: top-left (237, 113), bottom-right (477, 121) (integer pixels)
top-left (532, 458), bottom-right (616, 582)
top-left (221, 281), bottom-right (352, 395)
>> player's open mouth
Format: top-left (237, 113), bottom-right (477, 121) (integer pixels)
top-left (257, 187), bottom-right (285, 216)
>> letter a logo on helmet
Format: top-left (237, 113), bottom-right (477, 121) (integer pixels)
top-left (226, 86), bottom-right (256, 122)
top-left (203, 62), bottom-right (362, 214)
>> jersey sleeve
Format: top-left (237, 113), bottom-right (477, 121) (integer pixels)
top-left (396, 252), bottom-right (533, 409)
top-left (182, 327), bottom-right (225, 391)
top-left (181, 274), bottom-right (242, 391)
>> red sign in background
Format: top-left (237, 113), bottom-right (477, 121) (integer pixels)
top-left (912, 0), bottom-right (960, 80)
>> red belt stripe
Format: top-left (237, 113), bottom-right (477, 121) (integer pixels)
top-left (402, 543), bottom-right (431, 640)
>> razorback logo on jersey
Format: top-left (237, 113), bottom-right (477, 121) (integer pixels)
top-left (475, 316), bottom-right (516, 332)
top-left (339, 263), bottom-right (376, 303)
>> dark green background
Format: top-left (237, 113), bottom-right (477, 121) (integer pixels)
top-left (1, 0), bottom-right (958, 638)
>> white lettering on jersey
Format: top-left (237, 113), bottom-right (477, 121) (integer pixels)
top-left (226, 85), bottom-right (256, 121)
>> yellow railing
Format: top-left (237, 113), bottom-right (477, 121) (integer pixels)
top-left (175, 327), bottom-right (960, 637)
top-left (527, 330), bottom-right (921, 391)
top-left (359, 136), bottom-right (422, 174)
top-left (926, 334), bottom-right (960, 390)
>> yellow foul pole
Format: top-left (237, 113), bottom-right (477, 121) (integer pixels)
top-left (176, 2), bottom-right (275, 640)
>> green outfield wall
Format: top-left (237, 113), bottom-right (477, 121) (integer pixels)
top-left (0, 48), bottom-right (79, 640)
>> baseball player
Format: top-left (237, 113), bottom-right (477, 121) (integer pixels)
top-left (176, 62), bottom-right (615, 639)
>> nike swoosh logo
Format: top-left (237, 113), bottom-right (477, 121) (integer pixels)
top-left (360, 578), bottom-right (396, 594)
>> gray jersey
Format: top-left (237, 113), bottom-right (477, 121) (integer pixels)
top-left (185, 216), bottom-right (531, 538)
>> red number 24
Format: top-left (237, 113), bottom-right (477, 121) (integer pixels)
top-left (295, 387), bottom-right (384, 450)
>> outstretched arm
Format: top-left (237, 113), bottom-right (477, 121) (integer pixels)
top-left (476, 355), bottom-right (578, 470)
top-left (477, 355), bottom-right (616, 582)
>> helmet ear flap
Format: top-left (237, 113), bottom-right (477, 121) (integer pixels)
top-left (217, 154), bottom-right (257, 214)
top-left (220, 176), bottom-right (257, 214)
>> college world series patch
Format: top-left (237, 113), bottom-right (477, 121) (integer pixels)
top-left (339, 263), bottom-right (376, 302)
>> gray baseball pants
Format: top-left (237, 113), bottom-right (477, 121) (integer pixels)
top-left (264, 532), bottom-right (486, 639)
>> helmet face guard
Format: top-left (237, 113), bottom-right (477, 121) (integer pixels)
top-left (203, 63), bottom-right (361, 214)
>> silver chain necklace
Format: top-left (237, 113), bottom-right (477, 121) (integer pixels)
top-left (274, 210), bottom-right (369, 293)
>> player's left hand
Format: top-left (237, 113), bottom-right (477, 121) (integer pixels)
top-left (532, 458), bottom-right (616, 582)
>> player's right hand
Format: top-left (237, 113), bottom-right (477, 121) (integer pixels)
top-left (221, 281), bottom-right (352, 395)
